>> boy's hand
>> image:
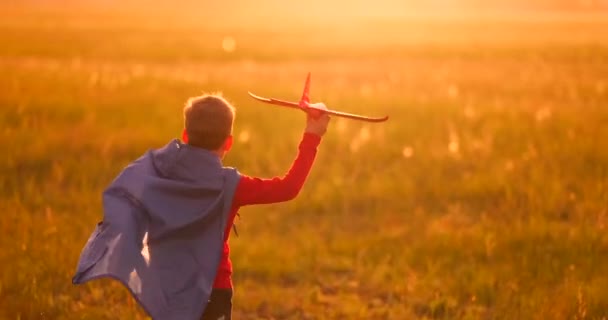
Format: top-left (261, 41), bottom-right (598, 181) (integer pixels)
top-left (305, 102), bottom-right (330, 137)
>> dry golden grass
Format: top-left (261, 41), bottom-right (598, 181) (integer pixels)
top-left (1, 4), bottom-right (607, 320)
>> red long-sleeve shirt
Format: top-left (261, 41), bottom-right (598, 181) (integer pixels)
top-left (213, 132), bottom-right (322, 289)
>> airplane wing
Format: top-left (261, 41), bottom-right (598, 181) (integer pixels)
top-left (248, 73), bottom-right (389, 123)
top-left (247, 92), bottom-right (389, 123)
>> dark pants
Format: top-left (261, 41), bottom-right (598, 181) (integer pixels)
top-left (200, 289), bottom-right (233, 320)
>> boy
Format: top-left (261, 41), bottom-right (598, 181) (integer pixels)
top-left (73, 94), bottom-right (330, 320)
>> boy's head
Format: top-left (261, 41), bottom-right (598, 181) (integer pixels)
top-left (183, 94), bottom-right (235, 156)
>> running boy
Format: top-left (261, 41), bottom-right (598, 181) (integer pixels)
top-left (194, 95), bottom-right (329, 319)
top-left (72, 93), bottom-right (330, 320)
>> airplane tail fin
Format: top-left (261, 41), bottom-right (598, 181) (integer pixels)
top-left (299, 72), bottom-right (311, 108)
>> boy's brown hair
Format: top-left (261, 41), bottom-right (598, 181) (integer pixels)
top-left (183, 94), bottom-right (235, 150)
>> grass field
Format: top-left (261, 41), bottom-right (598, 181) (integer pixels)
top-left (1, 3), bottom-right (608, 319)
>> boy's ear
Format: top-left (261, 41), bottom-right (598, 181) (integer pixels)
top-left (182, 129), bottom-right (189, 143)
top-left (224, 135), bottom-right (233, 152)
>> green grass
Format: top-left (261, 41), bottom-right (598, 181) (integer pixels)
top-left (1, 5), bottom-right (607, 319)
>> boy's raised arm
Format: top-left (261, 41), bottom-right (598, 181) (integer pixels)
top-left (233, 106), bottom-right (330, 206)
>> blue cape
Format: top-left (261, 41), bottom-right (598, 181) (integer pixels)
top-left (72, 139), bottom-right (240, 319)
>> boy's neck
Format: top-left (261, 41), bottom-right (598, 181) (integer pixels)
top-left (211, 149), bottom-right (225, 160)
top-left (185, 142), bottom-right (225, 161)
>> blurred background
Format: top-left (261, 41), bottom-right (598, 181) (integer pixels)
top-left (1, 1), bottom-right (607, 319)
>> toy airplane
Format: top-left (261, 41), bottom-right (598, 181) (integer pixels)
top-left (248, 73), bottom-right (389, 123)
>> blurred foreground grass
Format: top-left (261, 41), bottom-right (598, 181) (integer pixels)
top-left (1, 5), bottom-right (607, 319)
